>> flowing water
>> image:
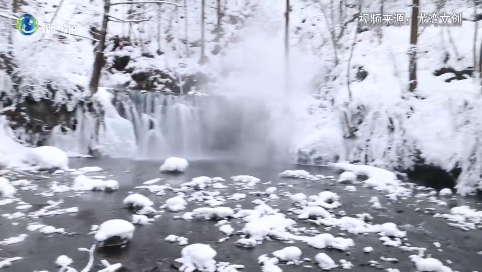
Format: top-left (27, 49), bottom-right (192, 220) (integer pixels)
top-left (49, 91), bottom-right (294, 164)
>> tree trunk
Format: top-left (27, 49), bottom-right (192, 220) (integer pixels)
top-left (408, 0), bottom-right (419, 92)
top-left (89, 0), bottom-right (110, 95)
top-left (199, 0), bottom-right (207, 64)
top-left (347, 0), bottom-right (362, 100)
top-left (474, 0), bottom-right (478, 74)
top-left (157, 3), bottom-right (162, 54)
top-left (215, 0), bottom-right (222, 42)
top-left (285, 0), bottom-right (290, 93)
top-left (184, 0), bottom-right (189, 57)
top-left (378, 0), bottom-right (384, 44)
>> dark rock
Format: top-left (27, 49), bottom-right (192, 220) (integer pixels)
top-left (355, 66), bottom-right (368, 82)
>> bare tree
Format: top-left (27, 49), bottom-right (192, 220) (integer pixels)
top-left (89, 0), bottom-right (183, 94)
top-left (285, 0), bottom-right (291, 93)
top-left (378, 0), bottom-right (384, 44)
top-left (157, 3), bottom-right (162, 54)
top-left (408, 0), bottom-right (419, 92)
top-left (199, 0), bottom-right (207, 64)
top-left (88, 0), bottom-right (111, 95)
top-left (215, 0), bottom-right (222, 42)
top-left (474, 0), bottom-right (478, 75)
top-left (184, 0), bottom-right (189, 57)
top-left (347, 0), bottom-right (362, 100)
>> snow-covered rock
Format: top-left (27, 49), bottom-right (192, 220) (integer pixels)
top-left (94, 219), bottom-right (135, 243)
top-left (272, 246), bottom-right (302, 262)
top-left (72, 175), bottom-right (119, 191)
top-left (192, 207), bottom-right (234, 220)
top-left (132, 214), bottom-right (154, 225)
top-left (123, 193), bottom-right (153, 209)
top-left (439, 188), bottom-right (453, 196)
top-left (175, 244), bottom-right (217, 272)
top-left (315, 253), bottom-right (337, 270)
top-left (0, 177), bottom-right (16, 197)
top-left (165, 196), bottom-right (188, 212)
top-left (306, 233), bottom-right (354, 251)
top-left (26, 146), bottom-right (69, 170)
top-left (410, 256), bottom-right (452, 272)
top-left (338, 171), bottom-right (357, 183)
top-left (160, 157), bottom-right (188, 172)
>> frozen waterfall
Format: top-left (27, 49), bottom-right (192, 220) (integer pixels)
top-left (48, 90), bottom-right (293, 163)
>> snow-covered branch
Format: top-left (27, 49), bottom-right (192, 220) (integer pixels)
top-left (107, 14), bottom-right (150, 23)
top-left (65, 32), bottom-right (99, 42)
top-left (109, 1), bottom-right (183, 7)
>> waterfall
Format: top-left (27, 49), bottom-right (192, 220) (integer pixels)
top-left (49, 90), bottom-right (293, 163)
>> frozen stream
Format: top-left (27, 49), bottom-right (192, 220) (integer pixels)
top-left (0, 158), bottom-right (481, 271)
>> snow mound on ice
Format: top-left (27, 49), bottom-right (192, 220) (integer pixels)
top-left (164, 196), bottom-right (188, 212)
top-left (160, 157), bottom-right (188, 172)
top-left (434, 205), bottom-right (482, 230)
top-left (410, 255), bottom-right (452, 272)
top-left (306, 233), bottom-right (354, 251)
top-left (26, 146), bottom-right (69, 170)
top-left (439, 188), bottom-right (453, 196)
top-left (176, 244), bottom-right (217, 272)
top-left (94, 219), bottom-right (135, 242)
top-left (338, 171), bottom-right (357, 183)
top-left (132, 214), bottom-right (154, 225)
top-left (123, 193), bottom-right (153, 208)
top-left (72, 175), bottom-right (119, 191)
top-left (192, 207), bottom-right (234, 219)
top-left (315, 253), bottom-right (337, 270)
top-left (272, 246), bottom-right (302, 261)
top-left (279, 170), bottom-right (319, 180)
top-left (0, 177), bottom-right (16, 197)
top-left (55, 255), bottom-right (73, 267)
top-left (78, 166), bottom-right (103, 173)
top-left (231, 175), bottom-right (260, 183)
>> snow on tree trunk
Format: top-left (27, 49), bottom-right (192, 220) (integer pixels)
top-left (408, 0), bottom-right (419, 92)
top-left (285, 0), bottom-right (290, 93)
top-left (89, 0), bottom-right (111, 95)
top-left (199, 0), bottom-right (208, 64)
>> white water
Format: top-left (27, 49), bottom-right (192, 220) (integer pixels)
top-left (48, 90), bottom-right (294, 163)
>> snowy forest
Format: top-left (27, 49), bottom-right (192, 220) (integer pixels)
top-left (0, 0), bottom-right (482, 194)
top-left (0, 1), bottom-right (482, 271)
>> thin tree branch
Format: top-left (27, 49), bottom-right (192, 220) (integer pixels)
top-left (107, 14), bottom-right (149, 23)
top-left (64, 32), bottom-right (99, 42)
top-left (0, 12), bottom-right (17, 20)
top-left (109, 1), bottom-right (183, 7)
